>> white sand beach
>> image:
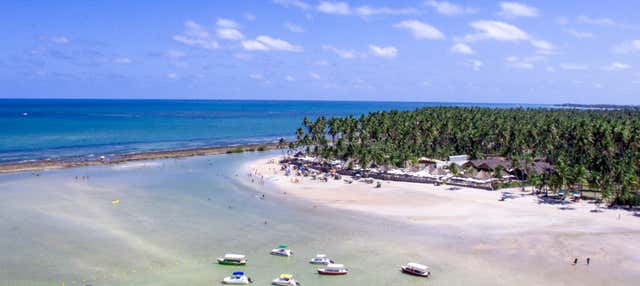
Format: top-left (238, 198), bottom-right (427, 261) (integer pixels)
top-left (248, 155), bottom-right (640, 285)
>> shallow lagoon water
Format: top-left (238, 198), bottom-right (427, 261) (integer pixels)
top-left (0, 152), bottom-right (604, 286)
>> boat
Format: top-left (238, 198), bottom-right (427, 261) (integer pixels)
top-left (217, 254), bottom-right (248, 265)
top-left (270, 244), bottom-right (292, 257)
top-left (271, 274), bottom-right (300, 286)
top-left (317, 263), bottom-right (348, 275)
top-left (222, 271), bottom-right (253, 284)
top-left (401, 262), bottom-right (431, 277)
top-left (309, 254), bottom-right (333, 265)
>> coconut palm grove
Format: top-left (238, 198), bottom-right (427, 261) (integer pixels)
top-left (293, 107), bottom-right (640, 206)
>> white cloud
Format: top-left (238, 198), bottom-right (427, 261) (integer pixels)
top-left (249, 73), bottom-right (264, 80)
top-left (564, 29), bottom-right (593, 39)
top-left (50, 36), bottom-right (70, 44)
top-left (498, 2), bottom-right (539, 18)
top-left (451, 43), bottom-right (474, 54)
top-left (173, 20), bottom-right (219, 50)
top-left (464, 59), bottom-right (483, 71)
top-left (369, 45), bottom-right (397, 58)
top-left (463, 20), bottom-right (553, 53)
top-left (257, 36), bottom-right (303, 52)
top-left (317, 1), bottom-right (351, 15)
top-left (504, 55), bottom-right (544, 69)
top-left (394, 20), bottom-right (444, 40)
top-left (322, 45), bottom-right (360, 59)
top-left (216, 18), bottom-right (240, 29)
top-left (602, 62), bottom-right (631, 71)
top-left (425, 1), bottom-right (475, 16)
top-left (285, 75), bottom-right (295, 81)
top-left (530, 40), bottom-right (553, 50)
top-left (315, 1), bottom-right (418, 17)
top-left (309, 72), bottom-right (321, 80)
top-left (113, 57), bottom-right (132, 64)
top-left (245, 13), bottom-right (256, 21)
top-left (242, 40), bottom-right (269, 51)
top-left (217, 28), bottom-right (244, 40)
top-left (560, 63), bottom-right (588, 70)
top-left (577, 15), bottom-right (615, 26)
top-left (354, 6), bottom-right (418, 16)
top-left (465, 20), bottom-right (529, 42)
top-left (612, 40), bottom-right (640, 54)
top-left (273, 0), bottom-right (311, 10)
top-left (284, 22), bottom-right (304, 33)
top-left (167, 72), bottom-right (178, 79)
top-left (242, 36), bottom-right (303, 52)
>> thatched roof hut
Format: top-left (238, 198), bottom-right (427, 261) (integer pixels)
top-left (464, 157), bottom-right (512, 171)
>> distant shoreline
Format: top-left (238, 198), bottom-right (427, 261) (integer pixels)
top-left (0, 142), bottom-right (280, 174)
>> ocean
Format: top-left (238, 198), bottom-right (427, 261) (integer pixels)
top-left (0, 99), bottom-right (541, 163)
top-left (0, 152), bottom-right (561, 286)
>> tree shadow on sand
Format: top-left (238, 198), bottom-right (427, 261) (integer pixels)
top-left (537, 196), bottom-right (569, 205)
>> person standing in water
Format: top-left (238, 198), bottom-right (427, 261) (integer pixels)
top-left (573, 258), bottom-right (578, 265)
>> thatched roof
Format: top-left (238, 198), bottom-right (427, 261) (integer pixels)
top-left (528, 161), bottom-right (555, 174)
top-left (466, 157), bottom-right (554, 174)
top-left (465, 157), bottom-right (511, 171)
top-left (464, 170), bottom-right (493, 180)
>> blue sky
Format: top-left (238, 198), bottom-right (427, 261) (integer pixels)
top-left (1, 0), bottom-right (639, 104)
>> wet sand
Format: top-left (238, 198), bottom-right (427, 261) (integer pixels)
top-left (248, 155), bottom-right (640, 285)
top-left (0, 142), bottom-right (280, 174)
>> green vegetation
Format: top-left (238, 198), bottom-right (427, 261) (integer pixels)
top-left (257, 145), bottom-right (267, 152)
top-left (226, 147), bottom-right (245, 154)
top-left (293, 107), bottom-right (640, 206)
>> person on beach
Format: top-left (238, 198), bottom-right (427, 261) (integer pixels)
top-left (587, 257), bottom-right (590, 265)
top-left (573, 258), bottom-right (578, 265)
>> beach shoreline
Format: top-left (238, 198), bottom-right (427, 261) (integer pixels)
top-left (245, 155), bottom-right (640, 285)
top-left (0, 142), bottom-right (281, 174)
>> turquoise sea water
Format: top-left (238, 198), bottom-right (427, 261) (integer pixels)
top-left (0, 99), bottom-right (542, 163)
top-left (0, 152), bottom-right (602, 286)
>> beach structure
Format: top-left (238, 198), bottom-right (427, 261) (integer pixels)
top-left (217, 254), bottom-right (248, 265)
top-left (448, 155), bottom-right (469, 165)
top-left (401, 262), bottom-right (431, 277)
top-left (317, 263), bottom-right (348, 275)
top-left (222, 271), bottom-right (253, 284)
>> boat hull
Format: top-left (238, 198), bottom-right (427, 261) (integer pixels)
top-left (401, 266), bottom-right (430, 277)
top-left (222, 276), bottom-right (252, 284)
top-left (317, 270), bottom-right (348, 275)
top-left (217, 259), bottom-right (247, 265)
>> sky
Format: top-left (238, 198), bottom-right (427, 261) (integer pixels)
top-left (1, 0), bottom-right (639, 104)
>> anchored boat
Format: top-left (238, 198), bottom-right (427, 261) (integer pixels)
top-left (222, 271), bottom-right (253, 284)
top-left (401, 262), bottom-right (431, 277)
top-left (217, 254), bottom-right (248, 265)
top-left (271, 274), bottom-right (300, 286)
top-left (270, 244), bottom-right (292, 257)
top-left (317, 263), bottom-right (348, 275)
top-left (309, 254), bottom-right (333, 265)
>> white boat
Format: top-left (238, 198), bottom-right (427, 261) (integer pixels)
top-left (222, 271), bottom-right (253, 284)
top-left (401, 262), bottom-right (431, 277)
top-left (270, 244), bottom-right (292, 257)
top-left (317, 263), bottom-right (348, 275)
top-left (271, 274), bottom-right (299, 286)
top-left (309, 254), bottom-right (333, 265)
top-left (217, 254), bottom-right (248, 265)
